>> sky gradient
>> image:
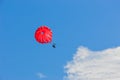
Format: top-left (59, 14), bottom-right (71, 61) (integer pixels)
top-left (0, 0), bottom-right (120, 80)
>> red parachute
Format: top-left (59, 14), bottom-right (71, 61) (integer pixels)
top-left (35, 25), bottom-right (52, 44)
top-left (34, 25), bottom-right (56, 48)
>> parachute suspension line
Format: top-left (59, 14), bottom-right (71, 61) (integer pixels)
top-left (52, 43), bottom-right (56, 48)
top-left (50, 42), bottom-right (56, 48)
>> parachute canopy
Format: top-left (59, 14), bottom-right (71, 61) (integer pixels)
top-left (34, 26), bottom-right (52, 44)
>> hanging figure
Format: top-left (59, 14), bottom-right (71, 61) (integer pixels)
top-left (52, 43), bottom-right (56, 48)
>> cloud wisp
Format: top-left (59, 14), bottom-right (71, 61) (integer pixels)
top-left (64, 46), bottom-right (120, 80)
top-left (37, 72), bottom-right (46, 79)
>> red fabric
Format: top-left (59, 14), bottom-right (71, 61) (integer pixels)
top-left (35, 26), bottom-right (52, 44)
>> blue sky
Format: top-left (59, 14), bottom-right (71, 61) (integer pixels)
top-left (0, 0), bottom-right (120, 80)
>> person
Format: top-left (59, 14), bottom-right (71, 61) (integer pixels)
top-left (52, 43), bottom-right (56, 48)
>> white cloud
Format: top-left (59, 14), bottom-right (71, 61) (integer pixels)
top-left (64, 46), bottom-right (120, 80)
top-left (37, 72), bottom-right (46, 79)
